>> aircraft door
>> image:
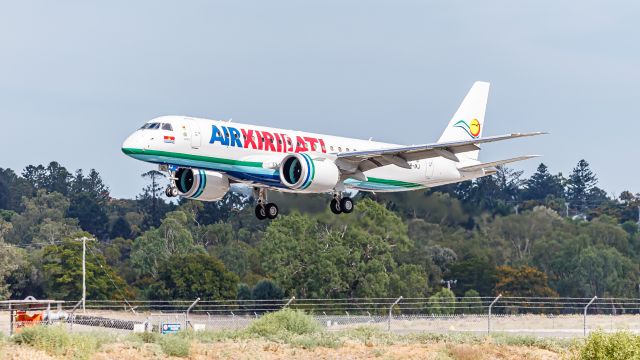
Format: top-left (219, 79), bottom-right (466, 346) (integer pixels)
top-left (426, 159), bottom-right (434, 178)
top-left (187, 118), bottom-right (202, 148)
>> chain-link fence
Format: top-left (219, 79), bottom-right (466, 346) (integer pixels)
top-left (3, 296), bottom-right (640, 338)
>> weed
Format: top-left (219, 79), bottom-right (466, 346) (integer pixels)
top-left (578, 331), bottom-right (640, 360)
top-left (246, 309), bottom-right (321, 338)
top-left (159, 334), bottom-right (191, 357)
top-left (11, 325), bottom-right (115, 360)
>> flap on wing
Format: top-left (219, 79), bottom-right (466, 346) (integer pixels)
top-left (457, 155), bottom-right (539, 172)
top-left (336, 132), bottom-right (546, 166)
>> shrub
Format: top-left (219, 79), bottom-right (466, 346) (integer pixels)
top-left (159, 334), bottom-right (191, 357)
top-left (11, 325), bottom-right (114, 360)
top-left (579, 331), bottom-right (640, 360)
top-left (129, 331), bottom-right (160, 344)
top-left (246, 309), bottom-right (321, 338)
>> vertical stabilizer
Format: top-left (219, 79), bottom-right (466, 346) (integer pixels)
top-left (437, 81), bottom-right (490, 161)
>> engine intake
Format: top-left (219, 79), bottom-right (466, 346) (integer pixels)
top-left (279, 153), bottom-right (340, 192)
top-left (174, 168), bottom-right (229, 201)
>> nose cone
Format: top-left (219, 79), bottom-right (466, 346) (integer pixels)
top-left (121, 132), bottom-right (141, 156)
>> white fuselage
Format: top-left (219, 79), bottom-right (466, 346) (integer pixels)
top-left (122, 116), bottom-right (484, 193)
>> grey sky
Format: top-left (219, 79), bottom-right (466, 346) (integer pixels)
top-left (1, 1), bottom-right (638, 198)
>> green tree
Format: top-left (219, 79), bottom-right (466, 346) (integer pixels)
top-left (130, 211), bottom-right (204, 278)
top-left (67, 192), bottom-right (109, 239)
top-left (0, 219), bottom-right (21, 299)
top-left (427, 288), bottom-right (456, 315)
top-left (524, 163), bottom-right (565, 201)
top-left (389, 264), bottom-right (428, 297)
top-left (41, 238), bottom-right (131, 300)
top-left (460, 289), bottom-right (482, 314)
top-left (147, 253), bottom-right (238, 300)
top-left (260, 199), bottom-right (411, 298)
top-left (8, 190), bottom-right (79, 245)
top-left (567, 159), bottom-right (598, 211)
top-left (573, 246), bottom-right (638, 297)
top-left (110, 217), bottom-right (132, 239)
top-left (482, 206), bottom-right (561, 263)
top-left (448, 258), bottom-right (497, 296)
top-left (252, 279), bottom-right (284, 300)
top-left (138, 170), bottom-right (168, 228)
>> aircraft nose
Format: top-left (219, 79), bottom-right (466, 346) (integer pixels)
top-left (121, 132), bottom-right (141, 155)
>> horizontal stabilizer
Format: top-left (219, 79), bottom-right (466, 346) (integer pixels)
top-left (457, 155), bottom-right (539, 172)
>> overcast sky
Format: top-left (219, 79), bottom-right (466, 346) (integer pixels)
top-left (1, 1), bottom-right (638, 198)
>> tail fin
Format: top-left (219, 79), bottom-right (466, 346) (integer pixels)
top-left (437, 81), bottom-right (490, 161)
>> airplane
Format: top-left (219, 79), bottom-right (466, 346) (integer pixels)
top-left (122, 81), bottom-right (545, 220)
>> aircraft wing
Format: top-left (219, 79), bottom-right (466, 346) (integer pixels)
top-left (456, 155), bottom-right (539, 172)
top-left (335, 132), bottom-right (546, 171)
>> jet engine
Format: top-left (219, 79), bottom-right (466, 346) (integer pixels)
top-left (174, 168), bottom-right (229, 201)
top-left (279, 153), bottom-right (340, 192)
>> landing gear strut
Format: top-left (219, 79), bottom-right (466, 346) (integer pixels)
top-left (330, 193), bottom-right (354, 214)
top-left (254, 188), bottom-right (279, 220)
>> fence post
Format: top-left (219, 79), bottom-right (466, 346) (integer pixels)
top-left (488, 294), bottom-right (502, 334)
top-left (185, 297), bottom-right (200, 330)
top-left (283, 296), bottom-right (295, 308)
top-left (388, 296), bottom-right (403, 332)
top-left (584, 296), bottom-right (597, 337)
top-left (68, 299), bottom-right (83, 332)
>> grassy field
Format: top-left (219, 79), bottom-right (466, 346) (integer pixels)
top-left (1, 309), bottom-right (638, 360)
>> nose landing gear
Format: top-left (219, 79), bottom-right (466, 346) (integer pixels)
top-left (165, 185), bottom-right (179, 198)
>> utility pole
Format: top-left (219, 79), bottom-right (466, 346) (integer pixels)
top-left (77, 236), bottom-right (95, 313)
top-left (565, 202), bottom-right (570, 218)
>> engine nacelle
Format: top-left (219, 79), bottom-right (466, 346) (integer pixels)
top-left (279, 153), bottom-right (340, 192)
top-left (174, 168), bottom-right (229, 201)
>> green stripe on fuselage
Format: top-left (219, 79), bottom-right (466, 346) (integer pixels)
top-left (366, 177), bottom-right (422, 188)
top-left (122, 148), bottom-right (422, 189)
top-left (121, 148), bottom-right (263, 168)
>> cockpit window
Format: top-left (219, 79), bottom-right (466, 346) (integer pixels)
top-left (140, 122), bottom-right (161, 130)
top-left (162, 123), bottom-right (173, 131)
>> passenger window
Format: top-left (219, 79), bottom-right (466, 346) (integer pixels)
top-left (346, 148), bottom-right (350, 152)
top-left (330, 146), bottom-right (334, 151)
top-left (338, 147), bottom-right (342, 152)
top-left (162, 123), bottom-right (173, 131)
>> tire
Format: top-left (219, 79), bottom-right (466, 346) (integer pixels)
top-left (165, 187), bottom-right (172, 197)
top-left (330, 199), bottom-right (342, 214)
top-left (340, 197), bottom-right (354, 213)
top-left (255, 205), bottom-right (267, 220)
top-left (170, 187), bottom-right (179, 197)
top-left (265, 203), bottom-right (279, 219)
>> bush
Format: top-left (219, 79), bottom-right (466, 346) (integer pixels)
top-left (129, 331), bottom-right (160, 344)
top-left (579, 331), bottom-right (640, 360)
top-left (12, 325), bottom-right (114, 360)
top-left (246, 309), bottom-right (321, 338)
top-left (159, 334), bottom-right (191, 357)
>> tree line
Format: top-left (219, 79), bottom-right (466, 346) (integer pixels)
top-left (0, 159), bottom-right (639, 303)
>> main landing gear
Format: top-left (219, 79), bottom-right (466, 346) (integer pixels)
top-left (330, 193), bottom-right (354, 215)
top-left (254, 188), bottom-right (279, 220)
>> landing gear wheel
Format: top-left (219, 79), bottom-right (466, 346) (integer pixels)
top-left (330, 199), bottom-right (342, 214)
top-left (255, 205), bottom-right (267, 220)
top-left (165, 186), bottom-right (179, 198)
top-left (340, 197), bottom-right (354, 213)
top-left (265, 203), bottom-right (279, 219)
